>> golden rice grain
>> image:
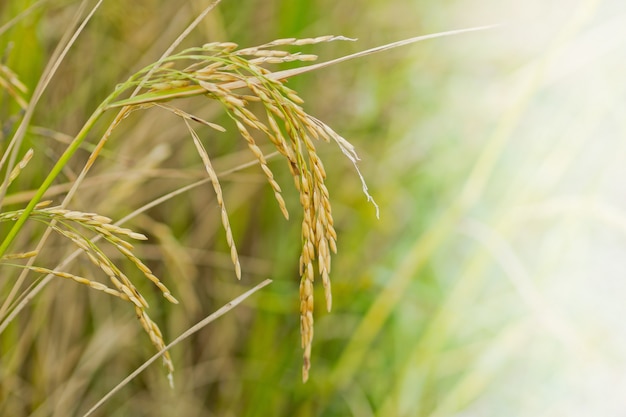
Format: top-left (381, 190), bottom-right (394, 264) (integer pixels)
top-left (185, 119), bottom-right (242, 280)
top-left (135, 306), bottom-right (175, 386)
top-left (1, 250), bottom-right (38, 260)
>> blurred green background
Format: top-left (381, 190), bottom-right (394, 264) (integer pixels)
top-left (2, 0), bottom-right (626, 416)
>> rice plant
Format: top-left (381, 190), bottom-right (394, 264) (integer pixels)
top-left (0, 1), bottom-right (509, 415)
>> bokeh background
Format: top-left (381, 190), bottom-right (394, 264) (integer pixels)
top-left (2, 0), bottom-right (626, 416)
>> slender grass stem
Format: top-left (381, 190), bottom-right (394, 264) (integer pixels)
top-left (82, 278), bottom-right (272, 417)
top-left (0, 107), bottom-right (104, 258)
top-left (106, 25), bottom-right (500, 109)
top-left (0, 0), bottom-right (98, 207)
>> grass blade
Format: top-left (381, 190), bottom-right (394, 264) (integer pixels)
top-left (82, 278), bottom-right (272, 417)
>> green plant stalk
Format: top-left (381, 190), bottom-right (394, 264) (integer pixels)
top-left (0, 106), bottom-right (107, 259)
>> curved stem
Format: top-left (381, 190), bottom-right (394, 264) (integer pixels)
top-left (0, 106), bottom-right (105, 258)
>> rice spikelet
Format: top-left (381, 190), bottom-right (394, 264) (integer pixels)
top-left (184, 119), bottom-right (242, 279)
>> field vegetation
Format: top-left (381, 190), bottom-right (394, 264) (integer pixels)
top-left (1, 1), bottom-right (625, 416)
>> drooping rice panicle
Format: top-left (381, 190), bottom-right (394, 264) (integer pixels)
top-left (91, 34), bottom-right (370, 381)
top-left (0, 204), bottom-right (176, 380)
top-left (11, 206), bottom-right (178, 303)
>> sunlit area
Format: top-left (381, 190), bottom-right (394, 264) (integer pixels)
top-left (1, 0), bottom-right (625, 416)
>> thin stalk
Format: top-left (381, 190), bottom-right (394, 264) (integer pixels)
top-left (106, 25), bottom-right (500, 109)
top-left (82, 278), bottom-right (272, 417)
top-left (0, 106), bottom-right (105, 258)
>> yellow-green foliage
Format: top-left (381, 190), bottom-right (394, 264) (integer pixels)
top-left (2, 1), bottom-right (625, 417)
